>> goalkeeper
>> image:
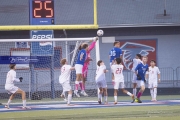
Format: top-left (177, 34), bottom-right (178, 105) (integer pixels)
top-left (5, 64), bottom-right (30, 109)
top-left (79, 37), bottom-right (98, 96)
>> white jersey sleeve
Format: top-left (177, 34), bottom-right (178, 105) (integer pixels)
top-left (95, 65), bottom-right (106, 82)
top-left (132, 59), bottom-right (141, 72)
top-left (157, 67), bottom-right (160, 74)
top-left (6, 70), bottom-right (20, 85)
top-left (148, 66), bottom-right (160, 82)
top-left (59, 65), bottom-right (72, 83)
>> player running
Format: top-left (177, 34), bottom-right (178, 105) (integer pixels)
top-left (59, 58), bottom-right (74, 105)
top-left (132, 56), bottom-right (149, 103)
top-left (146, 60), bottom-right (160, 101)
top-left (109, 41), bottom-right (122, 84)
top-left (111, 58), bottom-right (134, 104)
top-left (74, 44), bottom-right (88, 97)
top-left (5, 64), bottom-right (30, 109)
top-left (95, 60), bottom-right (108, 104)
top-left (79, 37), bottom-right (98, 96)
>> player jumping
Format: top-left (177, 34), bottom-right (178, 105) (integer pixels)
top-left (132, 56), bottom-right (148, 103)
top-left (80, 37), bottom-right (98, 96)
top-left (59, 58), bottom-right (75, 105)
top-left (74, 44), bottom-right (88, 97)
top-left (109, 41), bottom-right (122, 85)
top-left (5, 64), bottom-right (30, 109)
top-left (95, 60), bottom-right (108, 104)
top-left (111, 58), bottom-right (134, 104)
top-left (146, 60), bottom-right (160, 101)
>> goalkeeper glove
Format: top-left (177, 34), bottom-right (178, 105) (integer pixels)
top-left (19, 77), bottom-right (23, 82)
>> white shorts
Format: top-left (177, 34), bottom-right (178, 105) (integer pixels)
top-left (132, 73), bottom-right (137, 83)
top-left (96, 80), bottom-right (107, 88)
top-left (114, 81), bottom-right (125, 89)
top-left (136, 80), bottom-right (145, 87)
top-left (60, 81), bottom-right (71, 92)
top-left (148, 81), bottom-right (158, 88)
top-left (5, 85), bottom-right (18, 94)
top-left (75, 64), bottom-right (83, 74)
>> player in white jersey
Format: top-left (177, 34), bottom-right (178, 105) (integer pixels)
top-left (95, 60), bottom-right (108, 104)
top-left (131, 54), bottom-right (142, 97)
top-left (146, 60), bottom-right (160, 101)
top-left (5, 64), bottom-right (30, 109)
top-left (59, 58), bottom-right (75, 105)
top-left (111, 58), bottom-right (134, 104)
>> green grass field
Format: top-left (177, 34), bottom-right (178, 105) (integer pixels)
top-left (0, 95), bottom-right (180, 120)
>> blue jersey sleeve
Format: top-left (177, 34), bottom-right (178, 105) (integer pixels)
top-left (119, 49), bottom-right (122, 56)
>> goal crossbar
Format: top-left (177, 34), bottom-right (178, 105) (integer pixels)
top-left (0, 38), bottom-right (94, 42)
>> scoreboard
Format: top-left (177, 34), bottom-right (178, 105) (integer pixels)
top-left (30, 0), bottom-right (54, 25)
top-left (0, 0), bottom-right (94, 26)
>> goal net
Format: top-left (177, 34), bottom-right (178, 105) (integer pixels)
top-left (0, 38), bottom-right (100, 101)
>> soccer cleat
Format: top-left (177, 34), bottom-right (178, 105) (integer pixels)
top-left (74, 91), bottom-right (80, 98)
top-left (22, 106), bottom-right (31, 110)
top-left (114, 102), bottom-right (117, 105)
top-left (5, 105), bottom-right (9, 109)
top-left (136, 98), bottom-right (142, 103)
top-left (131, 99), bottom-right (135, 103)
top-left (98, 100), bottom-right (102, 104)
top-left (81, 91), bottom-right (88, 96)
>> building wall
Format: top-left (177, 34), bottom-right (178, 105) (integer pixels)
top-left (100, 35), bottom-right (180, 70)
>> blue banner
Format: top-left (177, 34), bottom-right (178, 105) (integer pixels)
top-left (31, 30), bottom-right (54, 56)
top-left (0, 56), bottom-right (49, 64)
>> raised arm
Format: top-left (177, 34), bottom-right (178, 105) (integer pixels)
top-left (88, 41), bottom-right (96, 52)
top-left (88, 37), bottom-right (98, 52)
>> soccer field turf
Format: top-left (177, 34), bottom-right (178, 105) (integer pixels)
top-left (0, 95), bottom-right (180, 120)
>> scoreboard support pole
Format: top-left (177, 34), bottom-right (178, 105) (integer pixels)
top-left (29, 0), bottom-right (56, 99)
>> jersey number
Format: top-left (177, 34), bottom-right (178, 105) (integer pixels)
top-left (115, 68), bottom-right (122, 74)
top-left (110, 50), bottom-right (116, 56)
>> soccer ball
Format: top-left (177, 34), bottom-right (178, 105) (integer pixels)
top-left (97, 29), bottom-right (104, 36)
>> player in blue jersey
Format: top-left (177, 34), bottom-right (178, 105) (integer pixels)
top-left (109, 41), bottom-right (122, 85)
top-left (132, 56), bottom-right (148, 103)
top-left (74, 44), bottom-right (89, 97)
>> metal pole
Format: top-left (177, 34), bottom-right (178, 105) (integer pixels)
top-left (164, 0), bottom-right (167, 16)
top-left (63, 30), bottom-right (68, 61)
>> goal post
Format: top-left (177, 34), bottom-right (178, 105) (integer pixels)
top-left (0, 37), bottom-right (100, 100)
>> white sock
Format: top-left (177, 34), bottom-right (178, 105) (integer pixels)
top-left (150, 89), bottom-right (154, 100)
top-left (127, 92), bottom-right (133, 96)
top-left (104, 96), bottom-right (108, 102)
top-left (133, 88), bottom-right (137, 97)
top-left (67, 94), bottom-right (72, 104)
top-left (154, 88), bottom-right (157, 100)
top-left (98, 93), bottom-right (102, 100)
top-left (7, 99), bottom-right (12, 106)
top-left (22, 100), bottom-right (26, 107)
top-left (114, 96), bottom-right (117, 102)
